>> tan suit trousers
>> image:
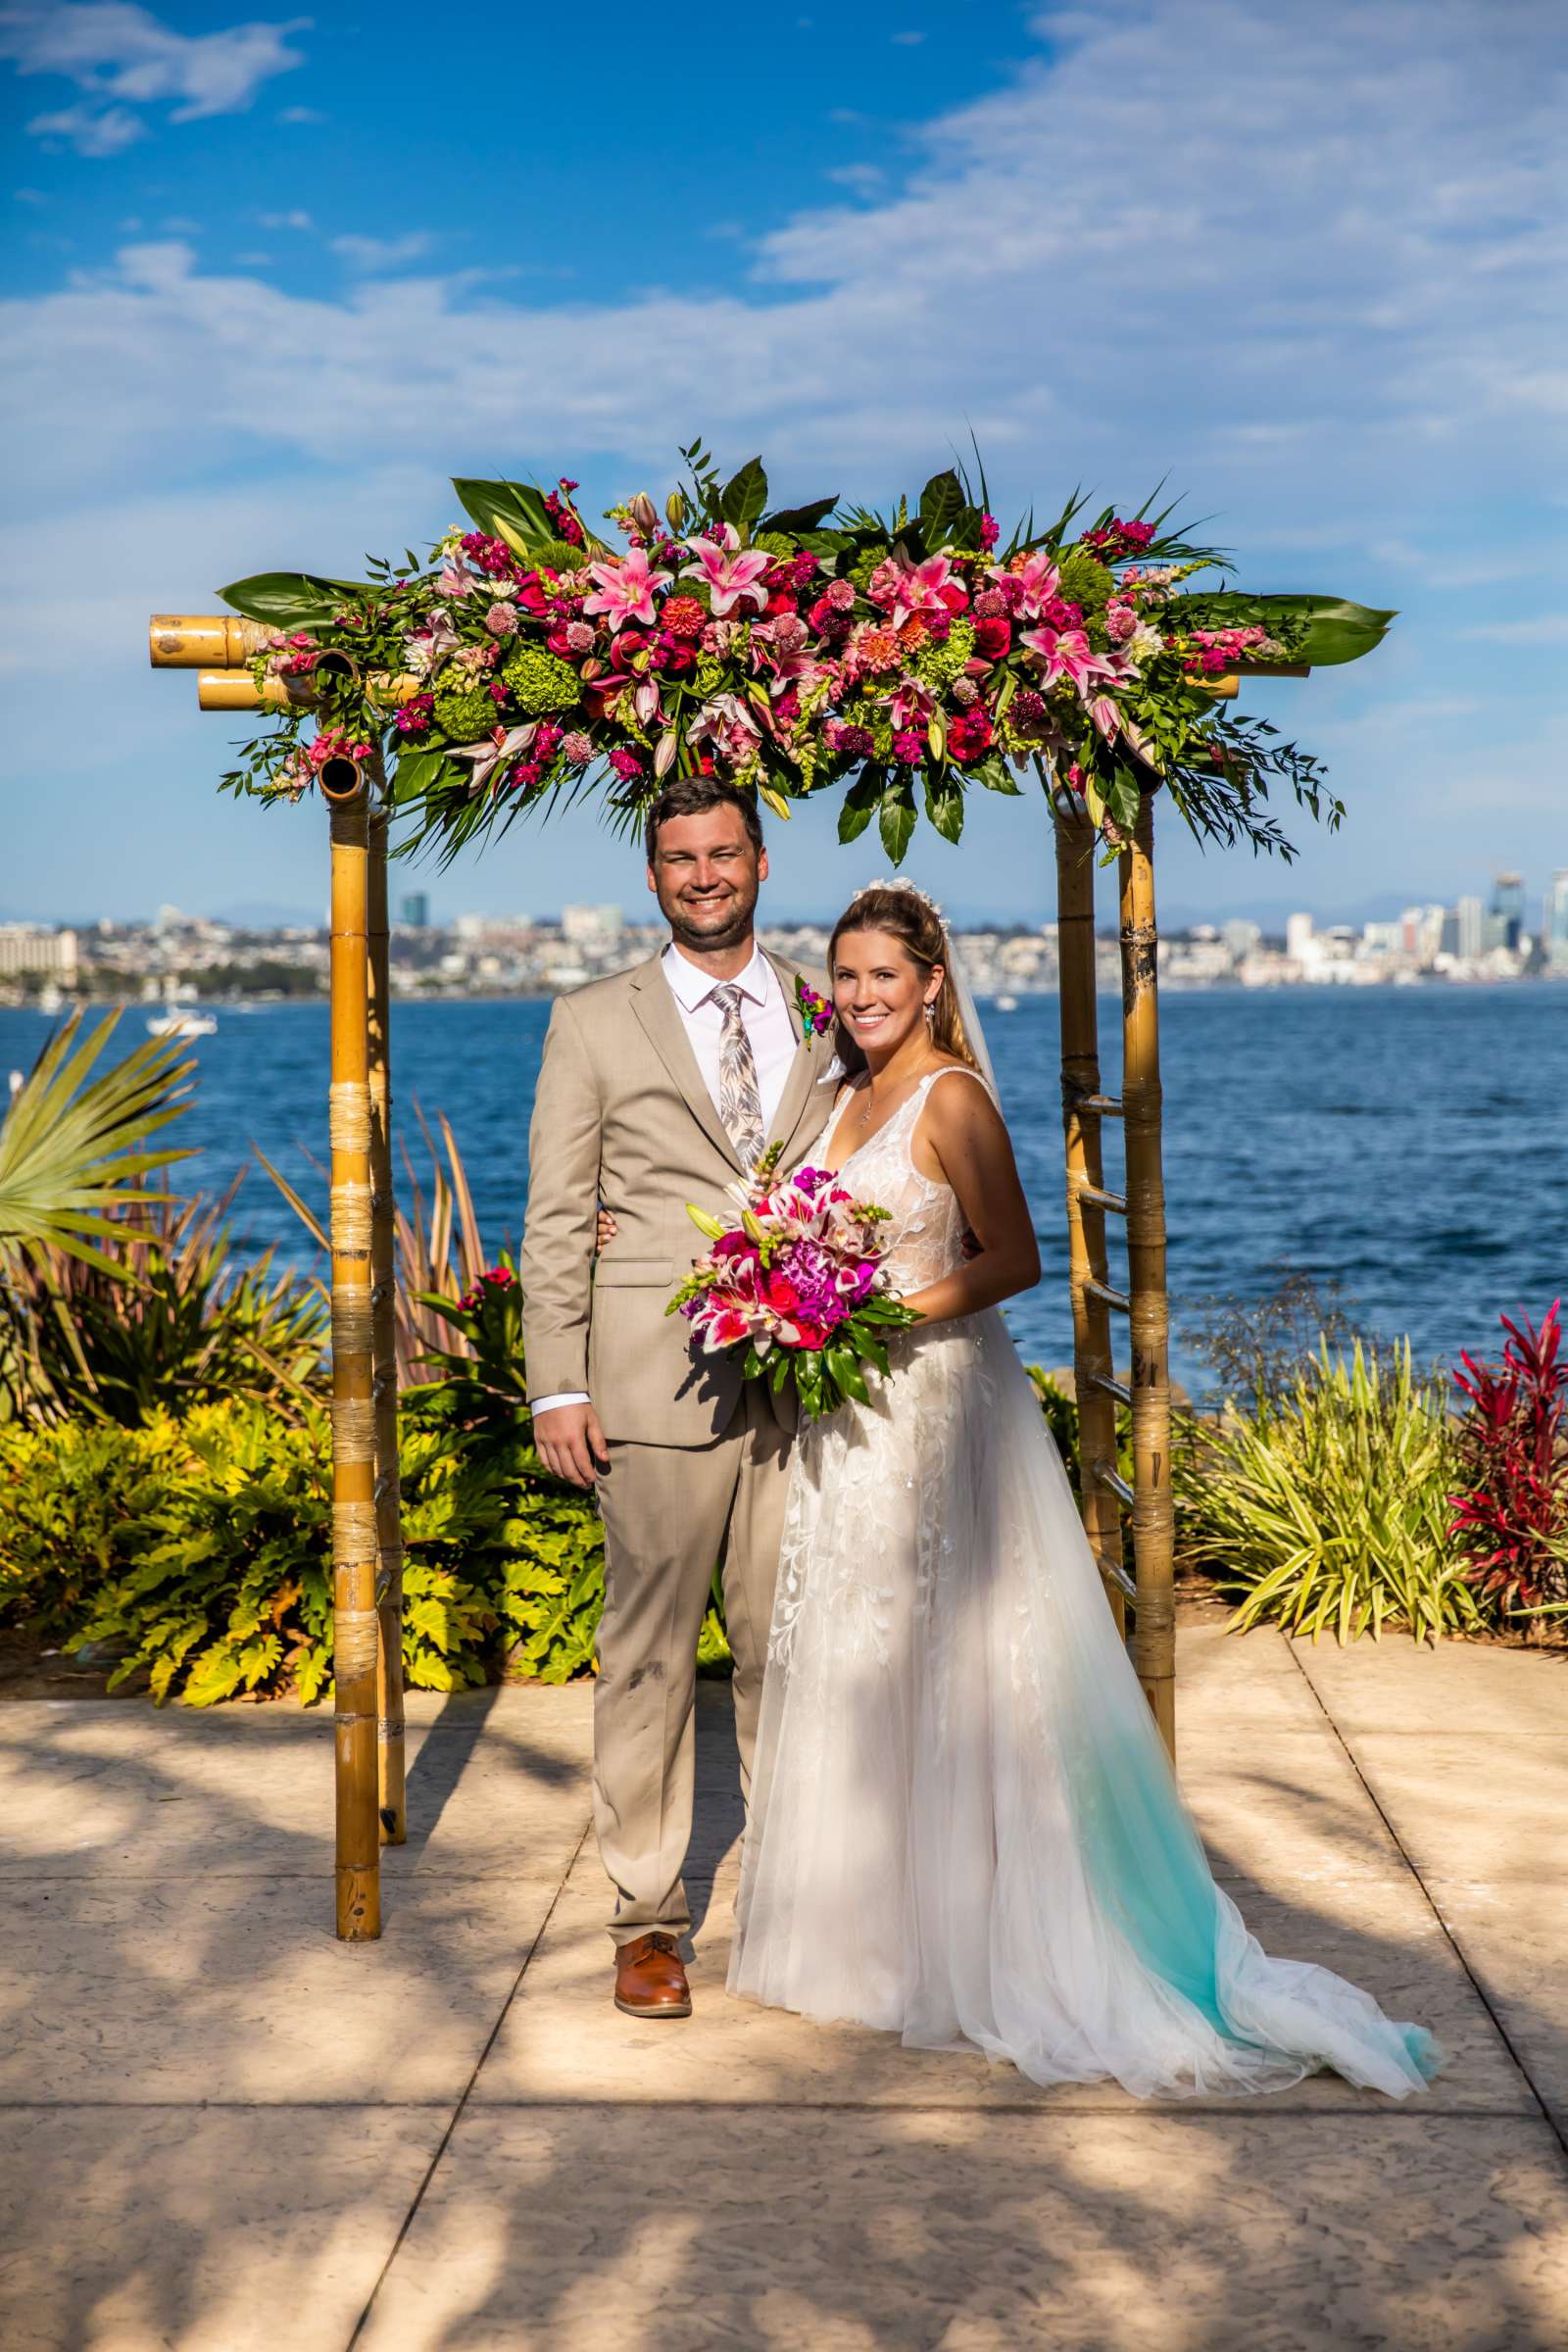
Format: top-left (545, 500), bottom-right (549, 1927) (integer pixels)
top-left (592, 1378), bottom-right (791, 1946)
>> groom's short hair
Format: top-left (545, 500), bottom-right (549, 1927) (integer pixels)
top-left (644, 778), bottom-right (764, 865)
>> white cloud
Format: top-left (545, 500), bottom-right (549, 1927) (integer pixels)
top-left (26, 100), bottom-right (142, 154)
top-left (277, 103), bottom-right (320, 123)
top-left (0, 2), bottom-right (308, 154)
top-left (259, 208), bottom-right (312, 229)
top-left (329, 231), bottom-right (436, 273)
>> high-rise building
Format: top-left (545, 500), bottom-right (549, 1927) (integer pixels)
top-left (1455, 896), bottom-right (1483, 962)
top-left (1546, 870), bottom-right (1568, 973)
top-left (399, 892), bottom-right (430, 929)
top-left (1489, 872), bottom-right (1525, 953)
top-left (1285, 911), bottom-right (1315, 965)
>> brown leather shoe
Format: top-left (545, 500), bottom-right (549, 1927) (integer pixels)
top-left (613, 1931), bottom-right (692, 2019)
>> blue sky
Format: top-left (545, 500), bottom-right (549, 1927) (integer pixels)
top-left (3, 0), bottom-right (1564, 929)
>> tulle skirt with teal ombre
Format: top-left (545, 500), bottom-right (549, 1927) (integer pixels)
top-left (730, 1309), bottom-right (1443, 2100)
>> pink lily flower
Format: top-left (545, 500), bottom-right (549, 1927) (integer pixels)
top-left (890, 676), bottom-right (937, 733)
top-left (583, 546), bottom-right (674, 634)
top-left (1088, 695), bottom-right (1122, 743)
top-left (989, 550), bottom-right (1061, 620)
top-left (1020, 625), bottom-right (1120, 694)
top-left (867, 550), bottom-right (959, 627)
top-left (681, 525), bottom-right (771, 617)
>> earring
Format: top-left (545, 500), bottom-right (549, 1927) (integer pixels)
top-left (924, 1004), bottom-right (936, 1026)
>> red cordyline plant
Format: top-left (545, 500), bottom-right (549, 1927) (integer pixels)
top-left (1449, 1301), bottom-right (1568, 1623)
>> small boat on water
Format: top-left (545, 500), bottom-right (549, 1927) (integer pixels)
top-left (146, 1008), bottom-right (218, 1038)
top-left (994, 994), bottom-right (1019, 1012)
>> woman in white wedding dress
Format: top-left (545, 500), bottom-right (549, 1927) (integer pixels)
top-left (727, 879), bottom-right (1441, 2101)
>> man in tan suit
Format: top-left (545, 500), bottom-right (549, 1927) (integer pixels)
top-left (521, 777), bottom-right (835, 2019)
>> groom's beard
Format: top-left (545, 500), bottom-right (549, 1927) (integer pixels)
top-left (660, 879), bottom-right (760, 955)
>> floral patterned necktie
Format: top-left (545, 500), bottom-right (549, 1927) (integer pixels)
top-left (711, 983), bottom-right (765, 1168)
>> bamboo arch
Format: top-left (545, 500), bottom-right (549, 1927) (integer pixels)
top-left (149, 612), bottom-right (1306, 1936)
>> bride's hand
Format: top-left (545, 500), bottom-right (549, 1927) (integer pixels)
top-left (595, 1205), bottom-right (617, 1256)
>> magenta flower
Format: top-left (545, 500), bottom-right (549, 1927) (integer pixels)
top-left (681, 525), bottom-right (770, 617)
top-left (991, 549), bottom-right (1061, 620)
top-left (583, 546), bottom-right (674, 634)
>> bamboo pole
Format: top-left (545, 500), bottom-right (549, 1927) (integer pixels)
top-left (367, 792), bottom-right (407, 1845)
top-left (1054, 806), bottom-right (1128, 1634)
top-left (1119, 791), bottom-right (1176, 1760)
top-left (196, 670), bottom-right (421, 713)
top-left (329, 785), bottom-right (382, 1937)
top-left (149, 613), bottom-right (274, 666)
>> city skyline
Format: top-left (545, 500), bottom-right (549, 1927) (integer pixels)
top-left (3, 2), bottom-right (1565, 928)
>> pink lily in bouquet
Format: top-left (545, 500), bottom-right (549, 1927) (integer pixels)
top-left (681, 525), bottom-right (771, 617)
top-left (584, 546), bottom-right (673, 633)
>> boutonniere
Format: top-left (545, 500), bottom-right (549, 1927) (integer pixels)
top-left (794, 976), bottom-right (835, 1038)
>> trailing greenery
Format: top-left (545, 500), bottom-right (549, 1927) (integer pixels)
top-left (1176, 1339), bottom-right (1480, 1643)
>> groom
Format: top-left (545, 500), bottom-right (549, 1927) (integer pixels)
top-left (520, 777), bottom-right (836, 2019)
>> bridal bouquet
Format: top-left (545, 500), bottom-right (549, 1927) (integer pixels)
top-left (668, 1146), bottom-right (919, 1419)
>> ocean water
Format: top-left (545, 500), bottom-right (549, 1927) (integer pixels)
top-left (5, 986), bottom-right (1564, 1393)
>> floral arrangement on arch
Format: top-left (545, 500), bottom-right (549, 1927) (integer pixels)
top-left (218, 442), bottom-right (1393, 866)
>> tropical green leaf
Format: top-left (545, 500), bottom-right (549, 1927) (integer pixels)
top-left (762, 496), bottom-right (840, 533)
top-left (219, 572), bottom-right (362, 628)
top-left (879, 775), bottom-right (917, 865)
top-left (918, 469), bottom-right (965, 546)
top-left (0, 1012), bottom-right (196, 1278)
top-left (720, 457), bottom-right (769, 534)
top-left (838, 771), bottom-right (882, 843)
top-left (1210, 594), bottom-right (1397, 667)
top-left (924, 774), bottom-right (966, 842)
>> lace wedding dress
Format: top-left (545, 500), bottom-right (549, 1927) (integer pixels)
top-left (728, 1066), bottom-right (1441, 2099)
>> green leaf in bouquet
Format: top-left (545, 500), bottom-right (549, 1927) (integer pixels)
top-left (924, 773), bottom-right (966, 842)
top-left (770, 1352), bottom-right (791, 1394)
top-left (878, 774), bottom-right (917, 865)
top-left (838, 770), bottom-right (883, 843)
top-left (219, 572), bottom-right (364, 628)
top-left (763, 496), bottom-right (840, 533)
top-left (1201, 592), bottom-right (1396, 667)
top-left (918, 469), bottom-right (965, 546)
top-left (720, 457), bottom-right (769, 535)
top-left (826, 1344), bottom-right (869, 1405)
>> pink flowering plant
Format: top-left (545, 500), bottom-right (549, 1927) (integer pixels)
top-left (794, 976), bottom-right (835, 1037)
top-left (668, 1143), bottom-right (920, 1420)
top-left (216, 441), bottom-right (1393, 864)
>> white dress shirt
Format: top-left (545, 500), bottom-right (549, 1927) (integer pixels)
top-left (529, 940), bottom-right (800, 1416)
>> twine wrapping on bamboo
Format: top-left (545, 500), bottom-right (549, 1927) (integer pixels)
top-left (331, 1396), bottom-right (377, 1462)
top-left (333, 1499), bottom-right (379, 1562)
top-left (331, 1293), bottom-right (374, 1360)
top-left (333, 1608), bottom-right (381, 1680)
top-left (329, 1083), bottom-right (373, 1152)
top-left (331, 1181), bottom-right (374, 1254)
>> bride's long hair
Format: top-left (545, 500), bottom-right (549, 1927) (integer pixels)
top-left (826, 882), bottom-right (982, 1075)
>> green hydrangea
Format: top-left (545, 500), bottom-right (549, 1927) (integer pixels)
top-left (1057, 550), bottom-right (1114, 615)
top-left (694, 657), bottom-right (725, 700)
top-left (433, 676), bottom-right (499, 744)
top-left (501, 644), bottom-right (583, 716)
top-left (916, 615), bottom-right (975, 689)
top-left (848, 542), bottom-right (891, 590)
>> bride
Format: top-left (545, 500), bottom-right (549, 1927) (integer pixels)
top-left (725, 877), bottom-right (1441, 2100)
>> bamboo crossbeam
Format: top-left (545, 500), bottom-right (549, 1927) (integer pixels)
top-left (329, 788), bottom-right (382, 1939)
top-left (1119, 794), bottom-right (1176, 1761)
top-left (149, 613), bottom-right (274, 667)
top-left (1097, 1553), bottom-right (1138, 1600)
top-left (1079, 1185), bottom-right (1128, 1215)
top-left (367, 798), bottom-right (408, 1848)
top-left (1085, 1279), bottom-right (1131, 1314)
top-left (196, 670), bottom-right (420, 713)
top-left (1054, 808), bottom-right (1128, 1634)
top-left (1089, 1372), bottom-right (1132, 1407)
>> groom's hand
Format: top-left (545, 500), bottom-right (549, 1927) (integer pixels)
top-left (534, 1401), bottom-right (610, 1489)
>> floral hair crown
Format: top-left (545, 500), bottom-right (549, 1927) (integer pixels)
top-left (846, 876), bottom-right (950, 942)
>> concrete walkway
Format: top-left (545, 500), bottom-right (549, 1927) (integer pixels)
top-left (1, 1626), bottom-right (1563, 2351)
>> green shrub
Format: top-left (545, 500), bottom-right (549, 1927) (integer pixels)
top-left (1177, 1339), bottom-right (1480, 1643)
top-left (0, 1395), bottom-right (612, 1705)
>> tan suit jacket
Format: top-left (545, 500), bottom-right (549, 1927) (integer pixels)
top-left (520, 948), bottom-right (838, 1446)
